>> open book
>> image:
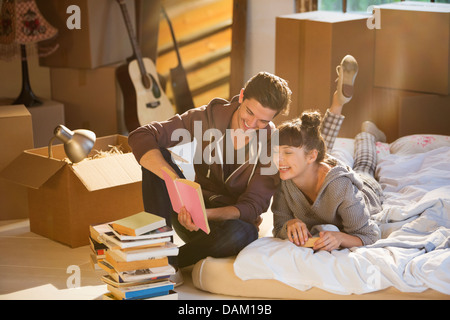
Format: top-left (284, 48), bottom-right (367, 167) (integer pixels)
top-left (161, 167), bottom-right (210, 234)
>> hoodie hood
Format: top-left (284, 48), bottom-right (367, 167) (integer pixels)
top-left (321, 163), bottom-right (364, 192)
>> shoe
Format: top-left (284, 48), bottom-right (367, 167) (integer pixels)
top-left (170, 268), bottom-right (184, 287)
top-left (335, 55), bottom-right (358, 105)
top-left (361, 121), bottom-right (386, 143)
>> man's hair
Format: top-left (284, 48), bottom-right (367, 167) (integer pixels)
top-left (242, 72), bottom-right (292, 116)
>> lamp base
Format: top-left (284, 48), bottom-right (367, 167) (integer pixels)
top-left (13, 44), bottom-right (43, 108)
top-left (13, 88), bottom-right (43, 108)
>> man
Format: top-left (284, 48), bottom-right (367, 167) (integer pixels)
top-left (128, 72), bottom-right (292, 275)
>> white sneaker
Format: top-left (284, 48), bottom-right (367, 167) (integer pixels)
top-left (170, 269), bottom-right (184, 287)
top-left (335, 55), bottom-right (358, 105)
top-left (361, 121), bottom-right (386, 143)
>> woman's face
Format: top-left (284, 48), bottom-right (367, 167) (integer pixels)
top-left (274, 145), bottom-right (310, 181)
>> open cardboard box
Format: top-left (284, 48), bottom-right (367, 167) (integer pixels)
top-left (0, 135), bottom-right (144, 248)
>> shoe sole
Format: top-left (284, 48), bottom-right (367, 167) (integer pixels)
top-left (341, 57), bottom-right (358, 98)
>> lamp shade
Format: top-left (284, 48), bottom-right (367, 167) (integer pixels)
top-left (0, 0), bottom-right (58, 46)
top-left (51, 125), bottom-right (96, 163)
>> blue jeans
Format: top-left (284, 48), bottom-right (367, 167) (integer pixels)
top-left (141, 148), bottom-right (258, 267)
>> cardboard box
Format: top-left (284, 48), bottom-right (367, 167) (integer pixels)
top-left (374, 2), bottom-right (450, 95)
top-left (36, 0), bottom-right (135, 69)
top-left (28, 99), bottom-right (65, 148)
top-left (372, 88), bottom-right (450, 142)
top-left (50, 64), bottom-right (127, 137)
top-left (0, 135), bottom-right (144, 247)
top-left (0, 105), bottom-right (34, 220)
top-left (275, 11), bottom-right (375, 138)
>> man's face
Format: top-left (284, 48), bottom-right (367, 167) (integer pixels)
top-left (237, 90), bottom-right (277, 131)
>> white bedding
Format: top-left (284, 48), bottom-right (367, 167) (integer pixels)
top-left (234, 143), bottom-right (450, 295)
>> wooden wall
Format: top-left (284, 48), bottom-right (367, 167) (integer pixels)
top-left (140, 0), bottom-right (233, 108)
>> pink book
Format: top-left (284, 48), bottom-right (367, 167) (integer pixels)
top-left (161, 167), bottom-right (210, 234)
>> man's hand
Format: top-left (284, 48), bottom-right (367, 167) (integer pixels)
top-left (178, 206), bottom-right (199, 232)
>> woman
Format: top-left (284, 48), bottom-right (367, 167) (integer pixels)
top-left (272, 57), bottom-right (384, 252)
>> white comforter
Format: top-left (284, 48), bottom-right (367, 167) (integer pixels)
top-left (234, 146), bottom-right (450, 295)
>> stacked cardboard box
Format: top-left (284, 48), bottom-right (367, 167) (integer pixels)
top-left (35, 0), bottom-right (137, 137)
top-left (27, 99), bottom-right (65, 148)
top-left (275, 11), bottom-right (375, 139)
top-left (36, 0), bottom-right (135, 69)
top-left (50, 64), bottom-right (127, 137)
top-left (275, 2), bottom-right (450, 142)
top-left (91, 212), bottom-right (178, 300)
top-left (372, 1), bottom-right (450, 141)
top-left (0, 105), bottom-right (33, 220)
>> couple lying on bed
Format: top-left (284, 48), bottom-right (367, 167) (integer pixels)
top-left (128, 55), bottom-right (384, 276)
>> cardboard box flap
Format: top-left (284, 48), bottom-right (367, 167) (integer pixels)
top-left (280, 11), bottom-right (367, 23)
top-left (71, 152), bottom-right (141, 191)
top-left (378, 1), bottom-right (450, 13)
top-left (0, 151), bottom-right (65, 189)
top-left (0, 105), bottom-right (31, 118)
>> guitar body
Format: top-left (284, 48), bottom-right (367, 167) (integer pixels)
top-left (128, 58), bottom-right (175, 125)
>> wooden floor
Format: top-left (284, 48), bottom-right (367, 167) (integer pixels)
top-left (0, 219), bottom-right (249, 300)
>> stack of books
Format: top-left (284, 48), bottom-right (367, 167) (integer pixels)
top-left (90, 211), bottom-right (179, 300)
top-left (89, 224), bottom-right (109, 270)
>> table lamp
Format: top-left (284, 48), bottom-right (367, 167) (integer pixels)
top-left (48, 125), bottom-right (96, 163)
top-left (0, 0), bottom-right (58, 107)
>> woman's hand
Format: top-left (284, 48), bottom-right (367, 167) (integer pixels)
top-left (286, 219), bottom-right (312, 246)
top-left (313, 231), bottom-right (341, 252)
top-left (313, 231), bottom-right (363, 252)
top-left (178, 206), bottom-right (199, 232)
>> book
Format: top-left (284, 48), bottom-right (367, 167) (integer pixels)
top-left (105, 251), bottom-right (168, 272)
top-left (90, 253), bottom-right (103, 270)
top-left (101, 274), bottom-right (171, 288)
top-left (89, 223), bottom-right (112, 243)
top-left (302, 237), bottom-right (320, 248)
top-left (110, 225), bottom-right (175, 241)
top-left (110, 242), bottom-right (179, 262)
top-left (100, 230), bottom-right (170, 249)
top-left (98, 261), bottom-right (175, 283)
top-left (161, 166), bottom-right (210, 234)
top-left (89, 236), bottom-right (107, 256)
top-left (102, 290), bottom-right (178, 300)
top-left (111, 211), bottom-right (166, 236)
top-left (107, 280), bottom-right (174, 300)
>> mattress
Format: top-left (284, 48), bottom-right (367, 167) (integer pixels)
top-left (191, 256), bottom-right (446, 300)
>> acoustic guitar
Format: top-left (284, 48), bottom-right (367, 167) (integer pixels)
top-left (116, 0), bottom-right (175, 132)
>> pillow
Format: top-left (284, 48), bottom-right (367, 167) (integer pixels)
top-left (376, 141), bottom-right (390, 162)
top-left (331, 138), bottom-right (390, 165)
top-left (390, 134), bottom-right (450, 155)
top-left (330, 138), bottom-right (355, 167)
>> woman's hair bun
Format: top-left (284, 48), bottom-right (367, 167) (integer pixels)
top-left (300, 110), bottom-right (322, 131)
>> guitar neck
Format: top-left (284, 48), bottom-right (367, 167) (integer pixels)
top-left (117, 0), bottom-right (149, 87)
top-left (161, 7), bottom-right (182, 66)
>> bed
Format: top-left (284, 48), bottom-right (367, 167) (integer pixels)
top-left (191, 134), bottom-right (450, 299)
